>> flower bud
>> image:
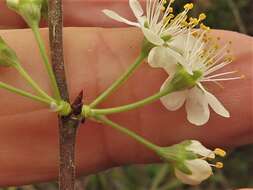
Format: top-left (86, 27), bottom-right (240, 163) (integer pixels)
top-left (6, 0), bottom-right (47, 27)
top-left (156, 140), bottom-right (221, 185)
top-left (0, 37), bottom-right (19, 67)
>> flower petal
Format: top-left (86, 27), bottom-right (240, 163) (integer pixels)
top-left (186, 87), bottom-right (210, 126)
top-left (160, 79), bottom-right (188, 111)
top-left (170, 33), bottom-right (196, 55)
top-left (141, 27), bottom-right (164, 46)
top-left (186, 140), bottom-right (215, 159)
top-left (175, 159), bottom-right (213, 185)
top-left (102, 9), bottom-right (140, 27)
top-left (165, 48), bottom-right (193, 75)
top-left (205, 90), bottom-right (230, 118)
top-left (148, 46), bottom-right (178, 74)
top-left (129, 0), bottom-right (144, 18)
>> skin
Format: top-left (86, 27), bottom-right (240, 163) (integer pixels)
top-left (0, 0), bottom-right (252, 188)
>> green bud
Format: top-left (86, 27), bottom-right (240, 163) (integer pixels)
top-left (0, 37), bottom-right (19, 67)
top-left (6, 0), bottom-right (46, 27)
top-left (169, 65), bottom-right (202, 91)
top-left (156, 141), bottom-right (197, 175)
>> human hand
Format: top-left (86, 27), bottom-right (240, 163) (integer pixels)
top-left (0, 0), bottom-right (252, 187)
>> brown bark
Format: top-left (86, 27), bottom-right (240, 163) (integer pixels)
top-left (48, 1), bottom-right (83, 190)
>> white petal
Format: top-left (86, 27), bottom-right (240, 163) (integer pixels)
top-left (141, 27), bottom-right (164, 46)
top-left (186, 140), bottom-right (215, 159)
top-left (186, 87), bottom-right (210, 126)
top-left (160, 79), bottom-right (188, 111)
top-left (129, 0), bottom-right (144, 18)
top-left (102, 9), bottom-right (140, 27)
top-left (148, 46), bottom-right (178, 74)
top-left (205, 90), bottom-right (230, 118)
top-left (170, 33), bottom-right (196, 54)
top-left (175, 159), bottom-right (212, 185)
top-left (166, 48), bottom-right (193, 75)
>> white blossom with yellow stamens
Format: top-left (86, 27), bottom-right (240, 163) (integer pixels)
top-left (149, 29), bottom-right (243, 125)
top-left (102, 0), bottom-right (203, 48)
top-left (174, 140), bottom-right (226, 185)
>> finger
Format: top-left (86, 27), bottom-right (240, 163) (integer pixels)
top-left (0, 0), bottom-right (140, 28)
top-left (0, 28), bottom-right (252, 186)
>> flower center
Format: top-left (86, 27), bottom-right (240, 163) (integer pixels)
top-left (169, 65), bottom-right (203, 91)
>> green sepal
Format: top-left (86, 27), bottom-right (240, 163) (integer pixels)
top-left (6, 0), bottom-right (46, 27)
top-left (0, 37), bottom-right (19, 67)
top-left (174, 162), bottom-right (192, 175)
top-left (156, 140), bottom-right (198, 171)
top-left (168, 65), bottom-right (203, 91)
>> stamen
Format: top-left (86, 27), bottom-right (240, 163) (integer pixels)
top-left (198, 13), bottom-right (207, 21)
top-left (214, 162), bottom-right (224, 169)
top-left (202, 75), bottom-right (244, 82)
top-left (184, 3), bottom-right (194, 10)
top-left (209, 162), bottom-right (224, 169)
top-left (200, 23), bottom-right (210, 31)
top-left (204, 71), bottom-right (238, 79)
top-left (214, 148), bottom-right (226, 157)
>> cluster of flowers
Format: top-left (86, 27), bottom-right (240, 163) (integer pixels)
top-left (0, 0), bottom-right (241, 186)
top-left (103, 0), bottom-right (242, 185)
top-left (104, 0), bottom-right (242, 126)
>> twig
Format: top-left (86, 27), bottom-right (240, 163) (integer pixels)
top-left (48, 1), bottom-right (83, 190)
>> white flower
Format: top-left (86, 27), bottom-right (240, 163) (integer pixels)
top-left (175, 159), bottom-right (212, 185)
top-left (103, 0), bottom-right (199, 47)
top-left (174, 140), bottom-right (224, 185)
top-left (186, 140), bottom-right (215, 158)
top-left (150, 30), bottom-right (243, 126)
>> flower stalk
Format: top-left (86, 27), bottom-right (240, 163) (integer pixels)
top-left (0, 81), bottom-right (51, 105)
top-left (89, 51), bottom-right (148, 108)
top-left (14, 64), bottom-right (55, 102)
top-left (95, 115), bottom-right (160, 152)
top-left (87, 83), bottom-right (174, 116)
top-left (31, 26), bottom-right (62, 101)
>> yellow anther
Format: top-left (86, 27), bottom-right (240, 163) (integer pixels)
top-left (189, 17), bottom-right (199, 26)
top-left (181, 20), bottom-right (188, 26)
top-left (184, 3), bottom-right (194, 10)
top-left (200, 23), bottom-right (210, 31)
top-left (214, 148), bottom-right (226, 157)
top-left (161, 6), bottom-right (166, 12)
top-left (162, 0), bottom-right (167, 4)
top-left (163, 14), bottom-right (174, 25)
top-left (214, 44), bottom-right (220, 50)
top-left (199, 13), bottom-right (207, 21)
top-left (215, 162), bottom-right (224, 169)
top-left (169, 7), bottom-right (173, 13)
top-left (225, 55), bottom-right (235, 62)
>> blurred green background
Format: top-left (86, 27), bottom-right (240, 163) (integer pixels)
top-left (2, 0), bottom-right (253, 190)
